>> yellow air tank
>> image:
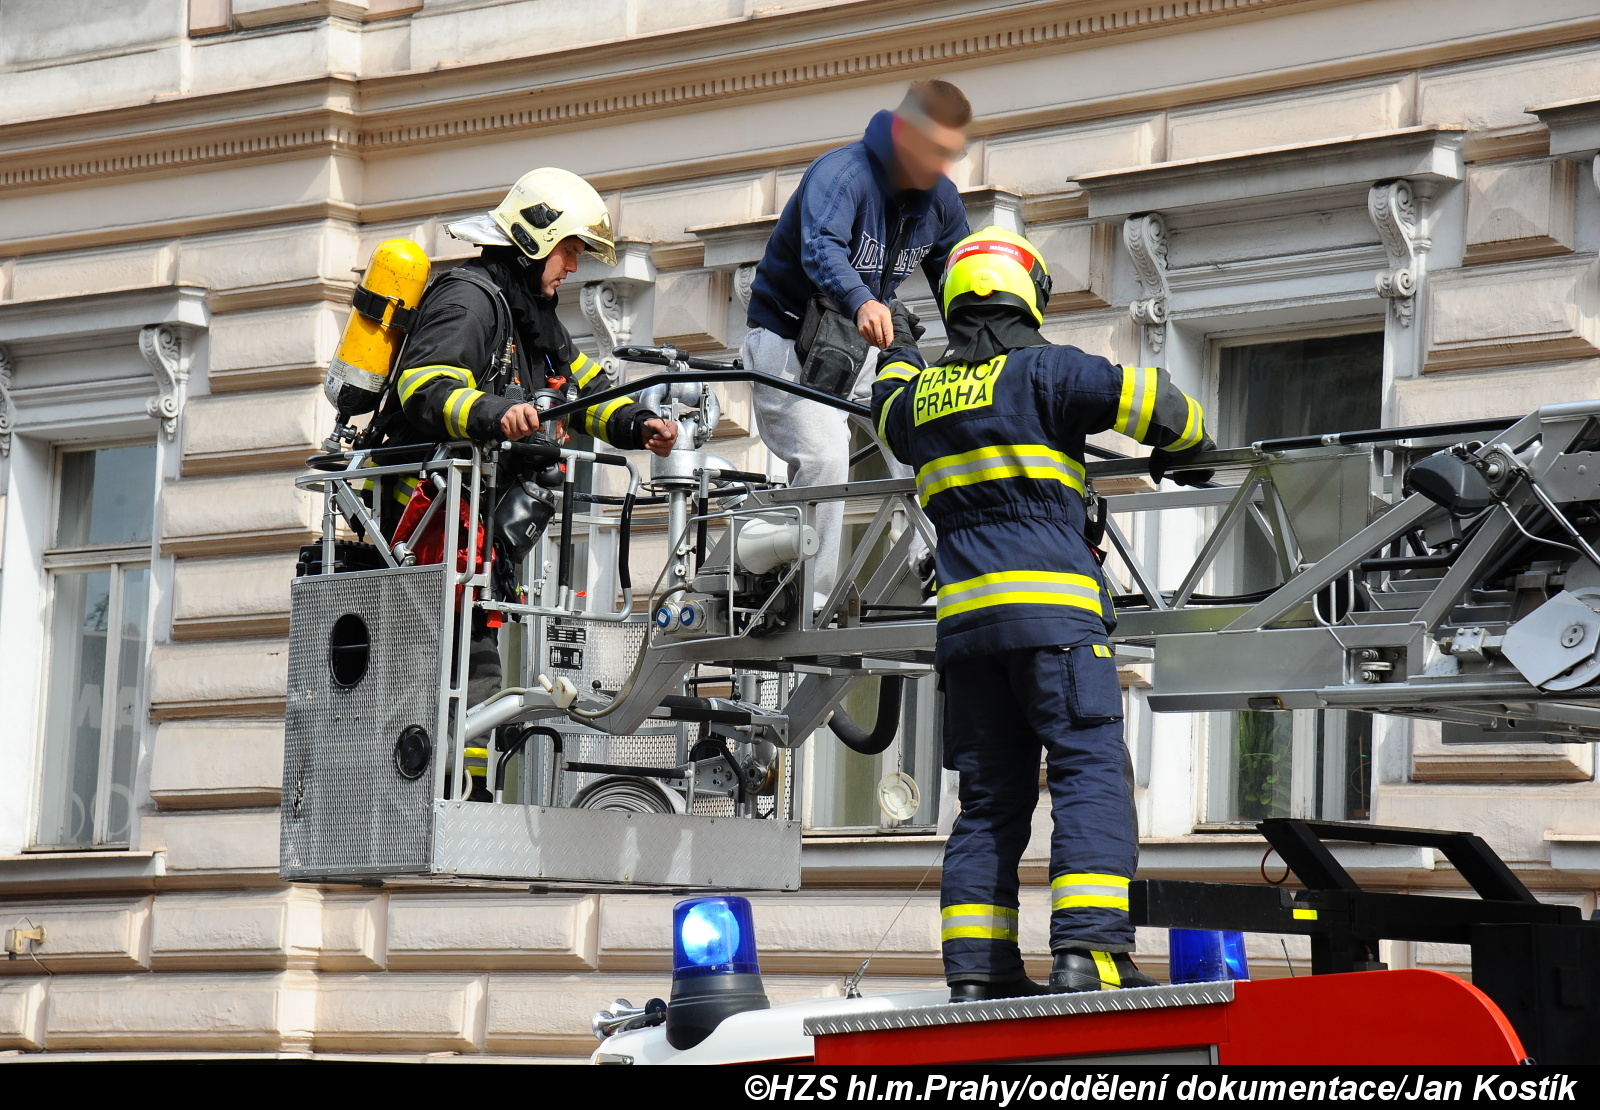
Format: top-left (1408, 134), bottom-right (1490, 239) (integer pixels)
top-left (323, 238), bottom-right (431, 416)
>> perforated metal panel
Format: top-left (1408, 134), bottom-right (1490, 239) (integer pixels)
top-left (431, 800), bottom-right (802, 888)
top-left (280, 565), bottom-right (449, 880)
top-left (544, 617), bottom-right (647, 694)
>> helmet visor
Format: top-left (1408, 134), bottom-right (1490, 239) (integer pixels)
top-left (573, 213), bottom-right (617, 267)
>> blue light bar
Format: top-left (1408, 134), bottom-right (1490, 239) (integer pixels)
top-left (672, 896), bottom-right (760, 979)
top-left (1168, 928), bottom-right (1250, 984)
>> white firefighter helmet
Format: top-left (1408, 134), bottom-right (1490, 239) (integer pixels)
top-left (445, 168), bottom-right (617, 267)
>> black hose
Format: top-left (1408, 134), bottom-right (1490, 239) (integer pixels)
top-left (617, 491), bottom-right (634, 591)
top-left (556, 480), bottom-right (576, 593)
top-left (828, 676), bottom-right (904, 756)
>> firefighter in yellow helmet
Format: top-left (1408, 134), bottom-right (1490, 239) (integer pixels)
top-left (871, 227), bottom-right (1215, 1001)
top-left (367, 168), bottom-right (678, 705)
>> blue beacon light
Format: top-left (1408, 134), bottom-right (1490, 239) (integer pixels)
top-left (665, 896), bottom-right (769, 1048)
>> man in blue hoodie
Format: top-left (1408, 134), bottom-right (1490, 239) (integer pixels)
top-left (743, 80), bottom-right (972, 606)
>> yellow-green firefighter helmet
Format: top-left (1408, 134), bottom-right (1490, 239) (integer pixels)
top-left (940, 226), bottom-right (1052, 325)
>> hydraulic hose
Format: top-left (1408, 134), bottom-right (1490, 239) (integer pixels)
top-left (828, 675), bottom-right (904, 756)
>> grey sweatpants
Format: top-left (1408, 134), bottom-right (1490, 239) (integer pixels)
top-left (744, 326), bottom-right (919, 606)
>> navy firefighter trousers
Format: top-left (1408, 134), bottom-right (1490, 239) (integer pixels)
top-left (940, 642), bottom-right (1138, 982)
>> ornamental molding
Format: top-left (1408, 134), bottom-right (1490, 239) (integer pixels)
top-left (1368, 179), bottom-right (1426, 327)
top-left (139, 324), bottom-right (188, 441)
top-left (579, 282), bottom-right (635, 375)
top-left (0, 0), bottom-right (1316, 193)
top-left (1124, 213), bottom-right (1170, 354)
top-left (0, 110), bottom-right (360, 192)
top-left (733, 264), bottom-right (758, 312)
top-left (0, 345), bottom-right (13, 457)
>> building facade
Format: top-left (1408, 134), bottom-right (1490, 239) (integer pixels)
top-left (2, 0), bottom-right (1600, 1057)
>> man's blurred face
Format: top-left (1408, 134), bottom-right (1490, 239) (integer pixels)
top-left (541, 237), bottom-right (586, 296)
top-left (891, 113), bottom-right (967, 191)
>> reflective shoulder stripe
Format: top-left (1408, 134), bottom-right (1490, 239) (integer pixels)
top-left (940, 903), bottom-right (1019, 942)
top-left (1050, 872), bottom-right (1131, 913)
top-left (443, 387), bottom-right (483, 439)
top-left (936, 570), bottom-right (1108, 621)
top-left (876, 385), bottom-right (906, 442)
top-left (875, 360), bottom-right (918, 384)
top-left (1114, 366), bottom-right (1158, 441)
top-left (915, 443), bottom-right (1085, 505)
top-left (573, 352), bottom-right (603, 388)
top-left (586, 395), bottom-right (633, 438)
top-left (1169, 394), bottom-right (1207, 452)
top-left (398, 364), bottom-right (475, 404)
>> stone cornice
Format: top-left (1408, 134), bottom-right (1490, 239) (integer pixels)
top-left (0, 0), bottom-right (1332, 193)
top-left (1, 3), bottom-right (1598, 258)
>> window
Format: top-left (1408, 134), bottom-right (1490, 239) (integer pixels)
top-left (1205, 332), bottom-right (1382, 824)
top-left (806, 432), bottom-right (943, 831)
top-left (34, 444), bottom-right (157, 850)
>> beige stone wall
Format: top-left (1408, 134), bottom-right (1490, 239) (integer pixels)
top-left (3, 0), bottom-right (1600, 1058)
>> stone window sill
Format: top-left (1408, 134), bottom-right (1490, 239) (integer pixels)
top-left (0, 851), bottom-right (166, 895)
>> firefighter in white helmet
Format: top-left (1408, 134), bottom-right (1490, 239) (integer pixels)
top-left (366, 168), bottom-right (678, 705)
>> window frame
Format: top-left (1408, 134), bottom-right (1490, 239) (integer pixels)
top-left (30, 439), bottom-right (159, 852)
top-left (1195, 324), bottom-right (1389, 829)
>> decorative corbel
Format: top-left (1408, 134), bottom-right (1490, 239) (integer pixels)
top-left (139, 324), bottom-right (187, 441)
top-left (0, 345), bottom-right (13, 458)
top-left (1369, 179), bottom-right (1424, 327)
top-left (578, 280), bottom-right (634, 373)
top-left (1124, 214), bottom-right (1170, 354)
top-left (733, 263), bottom-right (758, 313)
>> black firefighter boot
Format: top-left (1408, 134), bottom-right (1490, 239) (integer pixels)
top-left (948, 975), bottom-right (1053, 1003)
top-left (1049, 948), bottom-right (1159, 993)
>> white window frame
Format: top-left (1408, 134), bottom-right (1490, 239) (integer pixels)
top-left (32, 440), bottom-right (160, 850)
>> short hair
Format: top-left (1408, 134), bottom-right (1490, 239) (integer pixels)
top-left (899, 79), bottom-right (972, 129)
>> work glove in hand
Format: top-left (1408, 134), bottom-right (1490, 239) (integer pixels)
top-left (1148, 435), bottom-right (1218, 488)
top-left (889, 301), bottom-right (926, 351)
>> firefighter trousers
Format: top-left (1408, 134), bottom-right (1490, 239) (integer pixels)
top-left (939, 643), bottom-right (1138, 982)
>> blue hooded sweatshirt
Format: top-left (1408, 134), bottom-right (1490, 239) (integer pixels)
top-left (746, 110), bottom-right (970, 339)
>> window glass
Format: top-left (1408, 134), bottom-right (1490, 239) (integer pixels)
top-left (35, 444), bottom-right (155, 850)
top-left (1206, 333), bottom-right (1382, 824)
top-left (56, 444), bottom-right (158, 547)
top-left (1216, 333), bottom-right (1384, 447)
top-left (36, 570), bottom-right (113, 848)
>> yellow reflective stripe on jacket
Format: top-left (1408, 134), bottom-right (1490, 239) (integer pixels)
top-left (916, 443), bottom-right (1086, 505)
top-left (443, 387), bottom-right (482, 439)
top-left (397, 364), bottom-right (475, 405)
top-left (940, 903), bottom-right (1019, 942)
top-left (573, 352), bottom-right (602, 388)
top-left (585, 395), bottom-right (632, 437)
top-left (1169, 394), bottom-right (1207, 452)
top-left (1114, 366), bottom-right (1158, 441)
top-left (1050, 873), bottom-right (1130, 913)
top-left (877, 385), bottom-right (906, 442)
top-left (937, 570), bottom-right (1108, 621)
top-left (876, 360), bottom-right (918, 384)
top-left (393, 475), bottom-right (421, 506)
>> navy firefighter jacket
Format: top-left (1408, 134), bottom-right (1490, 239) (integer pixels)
top-left (871, 343), bottom-right (1209, 669)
